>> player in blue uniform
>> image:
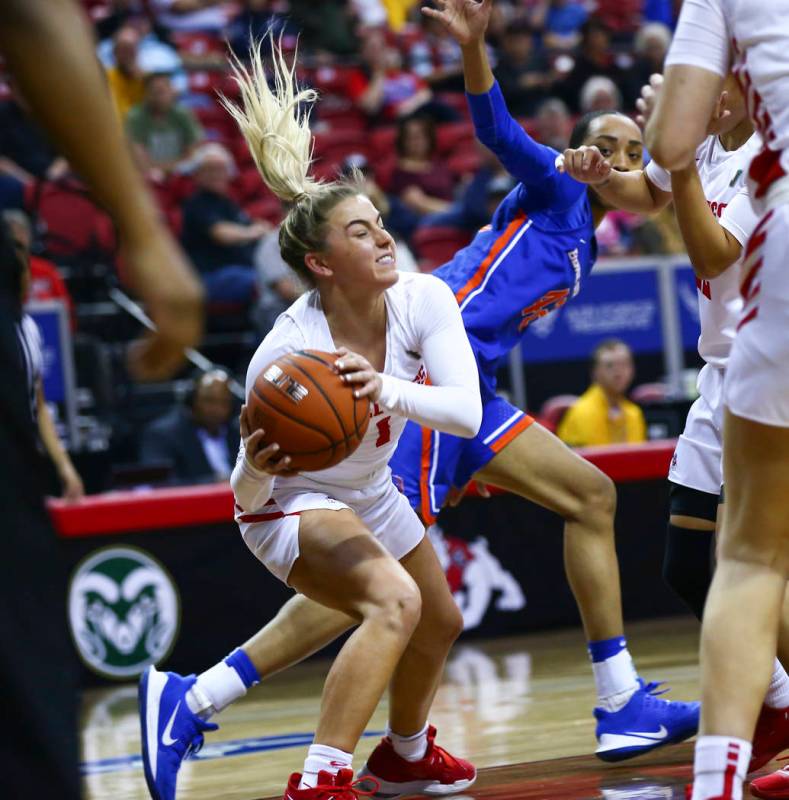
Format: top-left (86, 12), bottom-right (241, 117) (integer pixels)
top-left (386, 0), bottom-right (699, 764)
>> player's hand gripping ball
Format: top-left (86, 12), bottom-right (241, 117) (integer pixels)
top-left (246, 350), bottom-right (372, 472)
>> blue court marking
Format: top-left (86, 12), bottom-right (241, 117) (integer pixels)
top-left (81, 730), bottom-right (385, 776)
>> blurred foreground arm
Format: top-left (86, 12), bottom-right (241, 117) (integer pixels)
top-left (0, 0), bottom-right (204, 381)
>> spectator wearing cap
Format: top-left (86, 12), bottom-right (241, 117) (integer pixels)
top-left (105, 26), bottom-right (146, 120)
top-left (494, 18), bottom-right (554, 118)
top-left (126, 72), bottom-right (203, 176)
top-left (387, 115), bottom-right (455, 241)
top-left (140, 370), bottom-right (240, 485)
top-left (557, 339), bottom-right (647, 447)
top-left (181, 143), bottom-right (270, 303)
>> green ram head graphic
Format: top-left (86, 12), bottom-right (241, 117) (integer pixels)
top-left (68, 547), bottom-right (180, 678)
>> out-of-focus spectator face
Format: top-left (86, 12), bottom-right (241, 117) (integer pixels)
top-left (580, 76), bottom-right (622, 113)
top-left (635, 23), bottom-right (671, 71)
top-left (195, 148), bottom-right (233, 194)
top-left (593, 343), bottom-right (635, 397)
top-left (113, 27), bottom-right (140, 74)
top-left (145, 74), bottom-right (175, 114)
top-left (583, 22), bottom-right (611, 57)
top-left (537, 99), bottom-right (571, 148)
top-left (192, 371), bottom-right (233, 434)
top-left (398, 117), bottom-right (435, 161)
top-left (501, 28), bottom-right (533, 63)
top-left (360, 29), bottom-right (388, 70)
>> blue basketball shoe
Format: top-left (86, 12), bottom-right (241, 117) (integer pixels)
top-left (139, 665), bottom-right (218, 800)
top-left (594, 680), bottom-right (700, 762)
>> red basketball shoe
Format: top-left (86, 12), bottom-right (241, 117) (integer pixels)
top-left (356, 725), bottom-right (476, 797)
top-left (282, 769), bottom-right (378, 800)
top-left (751, 765), bottom-right (789, 800)
top-left (750, 704), bottom-right (789, 772)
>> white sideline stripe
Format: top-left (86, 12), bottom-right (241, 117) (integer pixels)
top-left (458, 219), bottom-right (533, 313)
top-left (482, 411), bottom-right (523, 446)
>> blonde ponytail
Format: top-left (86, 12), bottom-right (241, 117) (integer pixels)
top-left (221, 36), bottom-right (321, 204)
top-left (221, 36), bottom-right (367, 286)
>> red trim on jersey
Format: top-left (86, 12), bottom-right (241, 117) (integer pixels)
top-left (737, 306), bottom-right (759, 330)
top-left (489, 414), bottom-right (535, 454)
top-left (750, 148), bottom-right (786, 199)
top-left (454, 212), bottom-right (527, 305)
top-left (237, 509), bottom-right (302, 523)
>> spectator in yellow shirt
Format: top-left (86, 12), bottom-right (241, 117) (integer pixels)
top-left (558, 339), bottom-right (647, 447)
top-left (105, 27), bottom-right (145, 120)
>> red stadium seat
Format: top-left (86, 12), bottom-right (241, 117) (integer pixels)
top-left (447, 148), bottom-right (482, 178)
top-left (312, 129), bottom-right (370, 164)
top-left (194, 102), bottom-right (237, 141)
top-left (25, 178), bottom-right (116, 261)
top-left (244, 195), bottom-right (284, 226)
top-left (370, 127), bottom-right (398, 161)
top-left (538, 394), bottom-right (579, 433)
top-left (169, 31), bottom-right (225, 57)
top-left (436, 120), bottom-right (476, 155)
top-left (435, 92), bottom-right (471, 120)
top-left (411, 225), bottom-right (472, 272)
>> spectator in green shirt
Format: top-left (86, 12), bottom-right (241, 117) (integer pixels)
top-left (127, 72), bottom-right (202, 177)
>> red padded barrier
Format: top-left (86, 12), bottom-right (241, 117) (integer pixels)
top-left (48, 440), bottom-right (676, 537)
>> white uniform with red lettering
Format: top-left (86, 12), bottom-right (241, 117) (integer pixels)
top-left (646, 133), bottom-right (761, 494)
top-left (666, 0), bottom-right (789, 426)
top-left (231, 271), bottom-right (481, 584)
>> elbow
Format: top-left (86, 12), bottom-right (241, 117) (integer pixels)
top-left (645, 124), bottom-right (696, 173)
top-left (693, 256), bottom-right (732, 281)
top-left (457, 399), bottom-right (483, 439)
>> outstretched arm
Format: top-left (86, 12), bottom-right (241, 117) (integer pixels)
top-left (424, 0), bottom-right (578, 198)
top-left (561, 145), bottom-right (672, 215)
top-left (0, 0), bottom-right (203, 381)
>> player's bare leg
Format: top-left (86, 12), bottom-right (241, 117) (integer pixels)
top-left (475, 422), bottom-right (622, 641)
top-left (692, 412), bottom-right (789, 799)
top-left (474, 421), bottom-right (699, 761)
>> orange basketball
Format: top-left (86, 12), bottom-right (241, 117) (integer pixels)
top-left (247, 350), bottom-right (371, 472)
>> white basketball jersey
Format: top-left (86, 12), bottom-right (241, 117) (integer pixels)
top-left (244, 272), bottom-right (431, 494)
top-left (646, 133), bottom-right (762, 367)
top-left (666, 0), bottom-right (789, 207)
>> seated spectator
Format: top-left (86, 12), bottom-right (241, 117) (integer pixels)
top-left (406, 12), bottom-right (464, 92)
top-left (621, 22), bottom-right (672, 107)
top-left (98, 16), bottom-right (188, 95)
top-left (105, 26), bottom-right (146, 119)
top-left (150, 0), bottom-right (230, 32)
top-left (557, 19), bottom-right (625, 113)
top-left (347, 30), bottom-right (458, 124)
top-left (494, 18), bottom-right (554, 118)
top-left (534, 97), bottom-right (572, 150)
top-left (579, 75), bottom-right (623, 113)
top-left (387, 115), bottom-right (455, 240)
top-left (288, 0), bottom-right (360, 55)
top-left (0, 84), bottom-right (69, 181)
top-left (4, 209), bottom-right (76, 330)
top-left (590, 0), bottom-right (644, 43)
top-left (140, 370), bottom-right (240, 485)
top-left (557, 339), bottom-right (647, 447)
top-left (127, 72), bottom-right (203, 176)
top-left (531, 0), bottom-right (589, 51)
top-left (227, 0), bottom-right (300, 58)
top-left (181, 143), bottom-right (269, 303)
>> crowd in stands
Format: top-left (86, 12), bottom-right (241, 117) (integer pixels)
top-left (0, 0), bottom-right (681, 491)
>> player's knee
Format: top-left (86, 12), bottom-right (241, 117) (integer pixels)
top-left (370, 572), bottom-right (422, 637)
top-left (432, 599), bottom-right (464, 647)
top-left (574, 469), bottom-right (616, 522)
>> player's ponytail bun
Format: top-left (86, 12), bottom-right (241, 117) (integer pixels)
top-left (222, 36), bottom-right (363, 285)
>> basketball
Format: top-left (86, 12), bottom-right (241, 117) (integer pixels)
top-left (246, 349), bottom-right (371, 472)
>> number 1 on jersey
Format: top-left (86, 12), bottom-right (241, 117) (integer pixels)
top-left (375, 417), bottom-right (391, 447)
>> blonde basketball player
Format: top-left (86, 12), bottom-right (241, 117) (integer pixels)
top-left (138, 40), bottom-right (481, 800)
top-left (643, 1), bottom-right (789, 798)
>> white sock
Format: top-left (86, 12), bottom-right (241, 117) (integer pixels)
top-left (299, 744), bottom-right (352, 790)
top-left (186, 661), bottom-right (249, 720)
top-left (592, 648), bottom-right (639, 712)
top-left (387, 722), bottom-right (429, 762)
top-left (765, 659), bottom-right (789, 709)
top-left (691, 735), bottom-right (751, 800)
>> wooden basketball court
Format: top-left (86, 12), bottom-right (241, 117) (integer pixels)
top-left (80, 616), bottom-right (763, 800)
